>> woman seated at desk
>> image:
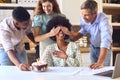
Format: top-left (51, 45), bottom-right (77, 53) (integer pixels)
top-left (41, 16), bottom-right (81, 67)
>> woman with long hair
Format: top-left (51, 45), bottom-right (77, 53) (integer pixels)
top-left (33, 0), bottom-right (65, 58)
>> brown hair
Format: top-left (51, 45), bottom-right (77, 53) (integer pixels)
top-left (34, 0), bottom-right (61, 15)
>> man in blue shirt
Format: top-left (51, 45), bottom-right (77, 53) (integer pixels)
top-left (62, 0), bottom-right (112, 69)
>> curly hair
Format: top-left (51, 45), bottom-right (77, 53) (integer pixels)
top-left (46, 16), bottom-right (72, 41)
top-left (34, 0), bottom-right (61, 15)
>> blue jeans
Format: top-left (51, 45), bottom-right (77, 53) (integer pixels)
top-left (90, 45), bottom-right (112, 66)
top-left (0, 49), bottom-right (28, 65)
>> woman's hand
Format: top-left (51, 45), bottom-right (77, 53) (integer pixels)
top-left (49, 27), bottom-right (61, 37)
top-left (61, 27), bottom-right (71, 36)
top-left (53, 51), bottom-right (68, 59)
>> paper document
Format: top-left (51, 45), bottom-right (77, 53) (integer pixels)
top-left (39, 67), bottom-right (81, 75)
top-left (78, 67), bottom-right (114, 75)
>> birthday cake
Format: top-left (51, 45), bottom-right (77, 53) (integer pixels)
top-left (31, 60), bottom-right (48, 72)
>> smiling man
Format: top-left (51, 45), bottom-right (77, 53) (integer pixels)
top-left (0, 6), bottom-right (36, 71)
top-left (62, 0), bottom-right (113, 69)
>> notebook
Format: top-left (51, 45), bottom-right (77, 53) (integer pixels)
top-left (94, 54), bottom-right (120, 79)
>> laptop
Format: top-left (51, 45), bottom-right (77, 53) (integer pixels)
top-left (94, 54), bottom-right (120, 79)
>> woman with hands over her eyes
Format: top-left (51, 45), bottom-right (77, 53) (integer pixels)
top-left (41, 16), bottom-right (81, 67)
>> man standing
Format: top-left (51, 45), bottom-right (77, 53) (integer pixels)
top-left (62, 0), bottom-right (112, 69)
top-left (0, 7), bottom-right (35, 71)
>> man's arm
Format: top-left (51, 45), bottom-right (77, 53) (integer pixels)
top-left (97, 48), bottom-right (108, 65)
top-left (0, 26), bottom-right (30, 71)
top-left (7, 50), bottom-right (21, 67)
top-left (7, 50), bottom-right (30, 71)
top-left (90, 14), bottom-right (113, 69)
top-left (70, 32), bottom-right (83, 41)
top-left (90, 48), bottom-right (108, 69)
top-left (61, 27), bottom-right (83, 41)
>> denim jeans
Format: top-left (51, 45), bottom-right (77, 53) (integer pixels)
top-left (90, 45), bottom-right (112, 66)
top-left (0, 49), bottom-right (28, 65)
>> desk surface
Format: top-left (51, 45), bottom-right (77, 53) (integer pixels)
top-left (0, 66), bottom-right (120, 80)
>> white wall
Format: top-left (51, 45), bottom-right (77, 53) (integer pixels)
top-left (60, 0), bottom-right (81, 25)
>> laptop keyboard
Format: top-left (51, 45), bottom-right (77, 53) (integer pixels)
top-left (94, 70), bottom-right (113, 77)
